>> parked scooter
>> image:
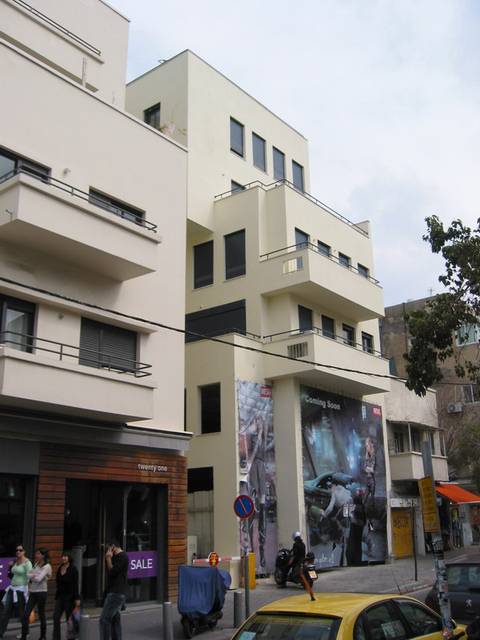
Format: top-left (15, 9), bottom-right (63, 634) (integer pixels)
top-left (274, 548), bottom-right (317, 588)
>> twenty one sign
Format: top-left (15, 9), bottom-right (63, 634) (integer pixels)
top-left (127, 551), bottom-right (158, 579)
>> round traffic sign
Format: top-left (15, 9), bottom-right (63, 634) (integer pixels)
top-left (233, 494), bottom-right (255, 519)
top-left (208, 551), bottom-right (219, 566)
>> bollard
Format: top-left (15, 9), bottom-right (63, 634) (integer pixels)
top-left (244, 553), bottom-right (250, 619)
top-left (79, 614), bottom-right (93, 640)
top-left (163, 601), bottom-right (174, 640)
top-left (233, 590), bottom-right (244, 628)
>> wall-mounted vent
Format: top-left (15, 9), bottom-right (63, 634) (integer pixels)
top-left (288, 342), bottom-right (308, 359)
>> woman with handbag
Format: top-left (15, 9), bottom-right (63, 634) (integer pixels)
top-left (52, 553), bottom-right (80, 640)
top-left (0, 544), bottom-right (32, 639)
top-left (21, 548), bottom-right (52, 640)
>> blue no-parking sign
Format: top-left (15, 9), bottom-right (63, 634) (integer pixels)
top-left (233, 494), bottom-right (254, 519)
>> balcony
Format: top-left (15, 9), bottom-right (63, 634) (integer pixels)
top-left (390, 451), bottom-right (449, 482)
top-left (260, 243), bottom-right (384, 321)
top-left (262, 327), bottom-right (390, 396)
top-left (0, 169), bottom-right (159, 280)
top-left (0, 333), bottom-right (155, 422)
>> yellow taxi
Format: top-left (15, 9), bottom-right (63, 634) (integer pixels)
top-left (232, 593), bottom-right (467, 640)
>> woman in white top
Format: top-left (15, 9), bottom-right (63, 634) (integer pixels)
top-left (21, 548), bottom-right (52, 640)
top-left (0, 544), bottom-right (32, 639)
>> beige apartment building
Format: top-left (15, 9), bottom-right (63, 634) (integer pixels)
top-left (127, 50), bottom-right (394, 572)
top-left (0, 0), bottom-right (188, 603)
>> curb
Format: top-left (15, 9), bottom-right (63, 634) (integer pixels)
top-left (380, 581), bottom-right (433, 595)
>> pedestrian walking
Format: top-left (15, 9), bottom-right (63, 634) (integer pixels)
top-left (99, 541), bottom-right (128, 640)
top-left (0, 544), bottom-right (32, 639)
top-left (52, 553), bottom-right (80, 640)
top-left (21, 548), bottom-right (52, 640)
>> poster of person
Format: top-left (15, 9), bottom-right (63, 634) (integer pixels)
top-left (301, 385), bottom-right (387, 567)
top-left (237, 380), bottom-right (277, 573)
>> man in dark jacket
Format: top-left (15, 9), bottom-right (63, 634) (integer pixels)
top-left (290, 532), bottom-right (306, 578)
top-left (99, 541), bottom-right (129, 640)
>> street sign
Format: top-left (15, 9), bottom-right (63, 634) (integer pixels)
top-left (208, 551), bottom-right (219, 566)
top-left (418, 476), bottom-right (441, 533)
top-left (233, 494), bottom-right (254, 520)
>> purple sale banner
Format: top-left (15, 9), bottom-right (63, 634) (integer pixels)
top-left (0, 558), bottom-right (14, 590)
top-left (127, 551), bottom-right (157, 579)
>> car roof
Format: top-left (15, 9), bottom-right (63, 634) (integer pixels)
top-left (257, 593), bottom-right (419, 619)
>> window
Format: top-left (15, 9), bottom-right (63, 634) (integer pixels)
top-left (252, 133), bottom-right (266, 171)
top-left (298, 305), bottom-right (313, 332)
top-left (89, 189), bottom-right (145, 226)
top-left (0, 477), bottom-right (27, 556)
top-left (200, 383), bottom-right (221, 434)
top-left (358, 263), bottom-right (370, 278)
top-left (292, 160), bottom-right (304, 191)
top-left (456, 323), bottom-right (480, 346)
top-left (410, 428), bottom-right (422, 452)
top-left (339, 252), bottom-right (351, 268)
top-left (446, 564), bottom-right (480, 592)
top-left (240, 614), bottom-right (340, 640)
top-left (79, 318), bottom-right (137, 373)
top-left (440, 431), bottom-right (446, 457)
top-left (362, 602), bottom-right (407, 640)
top-left (231, 180), bottom-right (245, 192)
top-left (185, 300), bottom-right (246, 343)
top-left (395, 600), bottom-right (441, 637)
top-left (295, 228), bottom-right (309, 249)
top-left (429, 431), bottom-right (436, 455)
top-left (273, 147), bottom-right (285, 180)
top-left (0, 146), bottom-right (49, 181)
top-left (230, 118), bottom-right (244, 157)
top-left (463, 384), bottom-right (480, 404)
top-left (225, 230), bottom-right (246, 279)
top-left (317, 241), bottom-right (331, 257)
top-left (143, 103), bottom-right (160, 130)
top-left (0, 296), bottom-right (35, 352)
top-left (342, 324), bottom-right (355, 347)
top-left (394, 431), bottom-right (405, 454)
top-left (188, 467), bottom-right (214, 493)
top-left (321, 315), bottom-right (335, 339)
top-left (193, 241), bottom-right (213, 289)
top-left (362, 332), bottom-right (374, 354)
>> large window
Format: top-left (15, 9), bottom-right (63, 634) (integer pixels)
top-left (463, 384), bottom-right (480, 404)
top-left (273, 147), bottom-right (285, 180)
top-left (298, 305), bottom-right (313, 332)
top-left (185, 300), bottom-right (246, 343)
top-left (321, 315), bottom-right (335, 339)
top-left (456, 323), bottom-right (480, 346)
top-left (225, 230), bottom-right (246, 279)
top-left (89, 189), bottom-right (145, 226)
top-left (193, 241), bottom-right (214, 289)
top-left (292, 160), bottom-right (304, 191)
top-left (200, 383), bottom-right (221, 434)
top-left (143, 103), bottom-right (160, 130)
top-left (252, 133), bottom-right (266, 171)
top-left (0, 296), bottom-right (35, 352)
top-left (230, 118), bottom-right (244, 157)
top-left (0, 146), bottom-right (49, 181)
top-left (79, 318), bottom-right (137, 373)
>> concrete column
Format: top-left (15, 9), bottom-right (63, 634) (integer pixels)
top-left (273, 377), bottom-right (306, 548)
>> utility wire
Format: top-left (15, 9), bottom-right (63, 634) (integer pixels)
top-left (0, 274), bottom-right (460, 387)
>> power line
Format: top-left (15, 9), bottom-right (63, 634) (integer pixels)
top-left (0, 274), bottom-right (462, 387)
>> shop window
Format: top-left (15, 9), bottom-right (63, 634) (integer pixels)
top-left (230, 118), bottom-right (244, 157)
top-left (273, 147), bottom-right (285, 180)
top-left (0, 296), bottom-right (35, 352)
top-left (298, 305), bottom-right (313, 332)
top-left (0, 477), bottom-right (26, 556)
top-left (185, 300), bottom-right (246, 343)
top-left (193, 241), bottom-right (213, 289)
top-left (225, 230), bottom-right (246, 279)
top-left (79, 318), bottom-right (137, 373)
top-left (200, 383), bottom-right (221, 434)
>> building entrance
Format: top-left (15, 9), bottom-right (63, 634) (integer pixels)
top-left (64, 480), bottom-right (164, 604)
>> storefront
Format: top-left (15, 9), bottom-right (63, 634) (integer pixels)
top-left (0, 416), bottom-right (189, 604)
top-left (436, 483), bottom-right (480, 549)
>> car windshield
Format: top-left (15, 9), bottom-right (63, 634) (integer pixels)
top-left (234, 614), bottom-right (340, 640)
top-left (447, 565), bottom-right (480, 591)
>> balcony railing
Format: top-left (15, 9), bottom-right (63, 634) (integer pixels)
top-left (263, 326), bottom-right (385, 359)
top-left (214, 178), bottom-right (368, 237)
top-left (260, 241), bottom-right (380, 285)
top-left (0, 167), bottom-right (157, 232)
top-left (11, 0), bottom-right (101, 56)
top-left (0, 331), bottom-right (151, 377)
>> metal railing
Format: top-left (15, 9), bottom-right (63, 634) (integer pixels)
top-left (214, 178), bottom-right (368, 237)
top-left (11, 0), bottom-right (101, 56)
top-left (262, 326), bottom-right (385, 359)
top-left (259, 241), bottom-right (380, 285)
top-left (186, 327), bottom-right (262, 342)
top-left (0, 167), bottom-right (157, 232)
top-left (0, 331), bottom-right (151, 377)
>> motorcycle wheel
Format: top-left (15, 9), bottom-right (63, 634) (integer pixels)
top-left (274, 568), bottom-right (285, 586)
top-left (181, 617), bottom-right (194, 639)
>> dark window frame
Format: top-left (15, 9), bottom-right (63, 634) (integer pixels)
top-left (339, 252), bottom-right (351, 268)
top-left (317, 241), bottom-right (331, 257)
top-left (193, 240), bottom-right (214, 289)
top-left (0, 295), bottom-right (36, 353)
top-left (295, 228), bottom-right (309, 249)
top-left (252, 132), bottom-right (266, 171)
top-left (342, 323), bottom-right (355, 347)
top-left (321, 315), bottom-right (335, 339)
top-left (292, 160), bottom-right (304, 191)
top-left (89, 189), bottom-right (145, 226)
top-left (225, 229), bottom-right (246, 280)
top-left (298, 305), bottom-right (313, 332)
top-left (230, 117), bottom-right (244, 157)
top-left (185, 300), bottom-right (246, 343)
top-left (273, 147), bottom-right (285, 180)
top-left (79, 318), bottom-right (138, 373)
top-left (361, 332), bottom-right (374, 354)
top-left (0, 146), bottom-right (50, 181)
top-left (358, 263), bottom-right (370, 278)
top-left (200, 383), bottom-right (221, 434)
top-left (143, 103), bottom-right (161, 130)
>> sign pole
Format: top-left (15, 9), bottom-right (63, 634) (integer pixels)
top-left (420, 441), bottom-right (453, 637)
top-left (410, 502), bottom-right (417, 583)
top-left (234, 495), bottom-right (255, 622)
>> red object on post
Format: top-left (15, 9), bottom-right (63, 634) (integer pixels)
top-left (208, 551), bottom-right (219, 566)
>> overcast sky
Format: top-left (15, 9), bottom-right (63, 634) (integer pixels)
top-left (114, 0), bottom-right (480, 306)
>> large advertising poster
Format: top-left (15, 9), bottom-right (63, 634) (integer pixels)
top-left (237, 380), bottom-right (277, 573)
top-left (301, 386), bottom-right (387, 567)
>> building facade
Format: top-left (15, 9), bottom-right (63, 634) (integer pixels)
top-left (0, 0), bottom-right (188, 603)
top-left (127, 51), bottom-right (392, 571)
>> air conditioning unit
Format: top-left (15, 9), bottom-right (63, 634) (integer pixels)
top-left (447, 402), bottom-right (463, 414)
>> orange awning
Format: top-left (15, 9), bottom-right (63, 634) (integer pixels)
top-left (436, 484), bottom-right (480, 504)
